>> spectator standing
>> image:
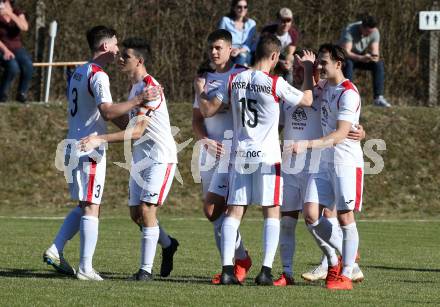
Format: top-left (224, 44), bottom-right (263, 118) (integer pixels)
top-left (261, 7), bottom-right (299, 84)
top-left (339, 14), bottom-right (391, 107)
top-left (0, 0), bottom-right (32, 103)
top-left (218, 0), bottom-right (256, 66)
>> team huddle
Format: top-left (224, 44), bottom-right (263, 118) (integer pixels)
top-left (43, 24), bottom-right (366, 291)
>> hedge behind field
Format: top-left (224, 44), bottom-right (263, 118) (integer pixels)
top-left (19, 0), bottom-right (436, 104)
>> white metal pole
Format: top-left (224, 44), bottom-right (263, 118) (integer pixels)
top-left (44, 20), bottom-right (58, 103)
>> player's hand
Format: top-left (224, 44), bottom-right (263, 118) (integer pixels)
top-left (135, 86), bottom-right (162, 105)
top-left (78, 135), bottom-right (105, 152)
top-left (231, 48), bottom-right (241, 57)
top-left (295, 50), bottom-right (315, 67)
top-left (194, 76), bottom-right (206, 96)
top-left (284, 141), bottom-right (308, 155)
top-left (347, 124), bottom-right (366, 141)
top-left (203, 138), bottom-right (225, 158)
top-left (3, 49), bottom-right (14, 60)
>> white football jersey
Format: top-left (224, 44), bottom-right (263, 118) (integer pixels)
top-left (128, 75), bottom-right (177, 164)
top-left (193, 64), bottom-right (247, 141)
top-left (281, 80), bottom-right (325, 172)
top-left (67, 63), bottom-right (112, 141)
top-left (320, 79), bottom-right (363, 167)
top-left (217, 70), bottom-right (304, 164)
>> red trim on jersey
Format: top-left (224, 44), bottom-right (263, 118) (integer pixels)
top-left (273, 162), bottom-right (281, 206)
top-left (158, 164), bottom-right (173, 205)
top-left (88, 64), bottom-right (105, 97)
top-left (268, 74), bottom-right (280, 103)
top-left (143, 74), bottom-right (164, 111)
top-left (86, 158), bottom-right (97, 203)
top-left (354, 167), bottom-right (363, 212)
top-left (336, 80), bottom-right (360, 110)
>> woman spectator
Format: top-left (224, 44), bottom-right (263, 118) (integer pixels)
top-left (218, 0), bottom-right (256, 66)
top-left (0, 0), bottom-right (32, 103)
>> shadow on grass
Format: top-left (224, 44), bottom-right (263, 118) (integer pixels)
top-left (365, 265), bottom-right (440, 273)
top-left (0, 268), bottom-right (71, 279)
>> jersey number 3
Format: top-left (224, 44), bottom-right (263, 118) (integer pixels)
top-left (70, 88), bottom-right (78, 117)
top-left (240, 98), bottom-right (258, 128)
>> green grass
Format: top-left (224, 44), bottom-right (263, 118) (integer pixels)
top-left (0, 216), bottom-right (439, 306)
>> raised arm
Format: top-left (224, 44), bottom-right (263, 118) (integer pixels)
top-left (194, 76), bottom-right (224, 118)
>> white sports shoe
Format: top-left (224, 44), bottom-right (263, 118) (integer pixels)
top-left (352, 263), bottom-right (364, 282)
top-left (43, 248), bottom-right (76, 275)
top-left (301, 264), bottom-right (328, 281)
top-left (76, 269), bottom-right (104, 281)
top-left (374, 95), bottom-right (392, 107)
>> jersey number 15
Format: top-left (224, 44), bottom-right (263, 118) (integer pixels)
top-left (240, 98), bottom-right (258, 128)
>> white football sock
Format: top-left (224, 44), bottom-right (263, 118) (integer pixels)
top-left (221, 216), bottom-right (240, 266)
top-left (140, 226), bottom-right (160, 273)
top-left (157, 223), bottom-right (171, 249)
top-left (51, 206), bottom-right (82, 254)
top-left (319, 253), bottom-right (328, 268)
top-left (212, 213), bottom-right (225, 255)
top-left (279, 216), bottom-right (297, 276)
top-left (341, 223), bottom-right (359, 278)
top-left (79, 216), bottom-right (99, 273)
top-left (234, 230), bottom-right (248, 260)
top-left (307, 218), bottom-right (339, 267)
top-left (262, 218), bottom-right (280, 268)
top-left (327, 217), bottom-right (343, 255)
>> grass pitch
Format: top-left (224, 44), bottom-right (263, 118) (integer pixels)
top-left (0, 216), bottom-right (438, 306)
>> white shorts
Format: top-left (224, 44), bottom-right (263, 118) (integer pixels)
top-left (67, 151), bottom-right (106, 205)
top-left (227, 163), bottom-right (282, 207)
top-left (305, 163), bottom-right (364, 212)
top-left (200, 168), bottom-right (215, 197)
top-left (282, 170), bottom-right (310, 212)
top-left (207, 167), bottom-right (229, 198)
top-left (199, 147), bottom-right (221, 197)
top-left (129, 161), bottom-right (176, 206)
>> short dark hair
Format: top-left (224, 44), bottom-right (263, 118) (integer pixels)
top-left (122, 37), bottom-right (151, 64)
top-left (361, 14), bottom-right (378, 28)
top-left (255, 33), bottom-right (281, 62)
top-left (207, 29), bottom-right (232, 45)
top-left (86, 26), bottom-right (117, 52)
top-left (318, 43), bottom-right (347, 66)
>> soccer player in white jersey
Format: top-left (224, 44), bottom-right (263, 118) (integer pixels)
top-left (43, 26), bottom-right (157, 281)
top-left (79, 37), bottom-right (178, 282)
top-left (193, 29), bottom-right (252, 284)
top-left (197, 34), bottom-right (315, 285)
top-left (275, 50), bottom-right (365, 286)
top-left (294, 44), bottom-right (364, 290)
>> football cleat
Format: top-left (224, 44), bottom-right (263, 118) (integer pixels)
top-left (76, 269), bottom-right (103, 281)
top-left (326, 274), bottom-right (353, 290)
top-left (352, 263), bottom-right (364, 282)
top-left (255, 269), bottom-right (273, 286)
top-left (220, 266), bottom-right (240, 285)
top-left (211, 273), bottom-right (221, 285)
top-left (234, 252), bottom-right (252, 283)
top-left (160, 237), bottom-right (179, 277)
top-left (301, 264), bottom-right (328, 281)
top-left (325, 261), bottom-right (342, 288)
top-left (129, 269), bottom-right (153, 282)
top-left (273, 273), bottom-right (295, 286)
top-left (43, 248), bottom-right (76, 276)
top-left (220, 272), bottom-right (240, 285)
